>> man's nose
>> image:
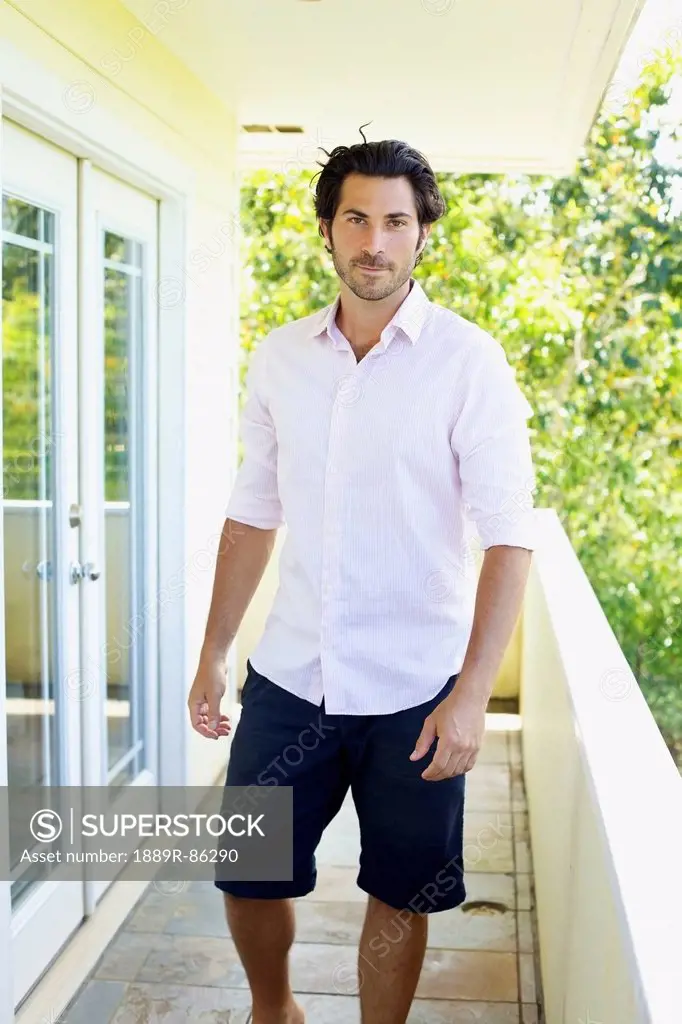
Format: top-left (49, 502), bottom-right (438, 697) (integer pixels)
top-left (362, 227), bottom-right (387, 255)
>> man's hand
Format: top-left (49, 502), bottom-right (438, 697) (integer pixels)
top-left (187, 653), bottom-right (232, 741)
top-left (410, 684), bottom-right (486, 780)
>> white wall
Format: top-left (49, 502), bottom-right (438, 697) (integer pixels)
top-left (522, 509), bottom-right (682, 1023)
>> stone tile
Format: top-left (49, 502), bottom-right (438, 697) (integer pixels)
top-left (64, 980), bottom-right (127, 1024)
top-left (515, 839), bottom-right (532, 873)
top-left (288, 942), bottom-right (361, 996)
top-left (517, 910), bottom-right (534, 953)
top-left (294, 993), bottom-right (360, 1023)
top-left (125, 890), bottom-right (182, 934)
top-left (163, 890), bottom-right (229, 937)
top-left (94, 933), bottom-right (172, 981)
top-left (463, 872), bottom-right (515, 908)
top-left (316, 817), bottom-right (361, 867)
top-left (511, 776), bottom-right (527, 811)
top-left (519, 952), bottom-right (537, 1004)
top-left (513, 811), bottom-right (529, 840)
top-left (301, 865), bottom-right (367, 903)
top-left (466, 764), bottom-right (511, 811)
top-left (464, 811), bottom-right (513, 844)
top-left (521, 1002), bottom-right (539, 1023)
top-left (295, 900), bottom-right (366, 944)
top-left (477, 730), bottom-right (510, 764)
top-left (295, 994), bottom-right (522, 1024)
top-left (428, 902), bottom-right (517, 952)
top-left (415, 949), bottom-right (518, 1002)
top-left (285, 943), bottom-right (517, 1003)
top-left (516, 873), bottom-right (532, 911)
top-left (464, 817), bottom-right (515, 868)
top-left (306, 873), bottom-right (517, 910)
top-left (409, 1001), bottom-right (520, 1023)
top-left (464, 838), bottom-right (514, 873)
top-left (137, 935), bottom-right (246, 988)
top-left (188, 880), bottom-right (217, 893)
top-left (108, 982), bottom-right (252, 1023)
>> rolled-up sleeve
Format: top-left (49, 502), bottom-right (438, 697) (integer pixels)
top-left (225, 338), bottom-right (285, 529)
top-left (450, 339), bottom-right (537, 551)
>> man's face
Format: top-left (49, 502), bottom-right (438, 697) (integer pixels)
top-left (321, 173), bottom-right (430, 301)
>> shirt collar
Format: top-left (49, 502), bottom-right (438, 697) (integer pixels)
top-left (308, 277), bottom-right (431, 349)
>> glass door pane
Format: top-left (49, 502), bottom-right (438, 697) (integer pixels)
top-left (2, 118), bottom-right (84, 1011)
top-left (103, 231), bottom-right (146, 789)
top-left (2, 196), bottom-right (62, 905)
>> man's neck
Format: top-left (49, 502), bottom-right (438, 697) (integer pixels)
top-left (336, 278), bottom-right (412, 352)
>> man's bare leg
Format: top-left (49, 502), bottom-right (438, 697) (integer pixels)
top-left (223, 894), bottom-right (305, 1024)
top-left (357, 895), bottom-right (428, 1024)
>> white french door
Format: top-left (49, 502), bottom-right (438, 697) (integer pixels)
top-left (1, 120), bottom-right (160, 1007)
top-left (80, 164), bottom-right (160, 909)
top-left (2, 120), bottom-right (84, 1007)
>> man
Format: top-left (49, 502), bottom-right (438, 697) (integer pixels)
top-left (188, 137), bottom-right (537, 1024)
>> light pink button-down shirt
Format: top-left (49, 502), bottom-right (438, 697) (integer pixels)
top-left (226, 277), bottom-right (537, 714)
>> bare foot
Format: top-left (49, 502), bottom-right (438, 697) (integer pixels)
top-left (251, 997), bottom-right (305, 1024)
top-left (288, 999), bottom-right (305, 1024)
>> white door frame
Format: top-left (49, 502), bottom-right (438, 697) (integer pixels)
top-left (0, 40), bottom-right (194, 1016)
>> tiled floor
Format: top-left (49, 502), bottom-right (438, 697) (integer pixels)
top-left (61, 718), bottom-right (542, 1023)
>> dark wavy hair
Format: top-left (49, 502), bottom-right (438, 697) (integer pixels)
top-left (311, 124), bottom-right (446, 265)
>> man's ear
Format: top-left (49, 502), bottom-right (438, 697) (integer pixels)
top-left (419, 223), bottom-right (432, 252)
top-left (318, 218), bottom-right (331, 249)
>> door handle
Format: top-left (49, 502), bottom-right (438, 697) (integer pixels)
top-left (69, 561), bottom-right (101, 584)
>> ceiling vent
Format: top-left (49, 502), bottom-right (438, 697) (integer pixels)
top-left (241, 125), bottom-right (305, 134)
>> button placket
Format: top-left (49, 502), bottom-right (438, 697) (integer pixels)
top-left (320, 393), bottom-right (350, 675)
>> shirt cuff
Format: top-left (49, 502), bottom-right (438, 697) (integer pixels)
top-left (478, 505), bottom-right (538, 551)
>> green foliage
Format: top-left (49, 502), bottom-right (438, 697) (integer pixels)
top-left (238, 48), bottom-right (682, 764)
top-left (2, 246), bottom-right (131, 504)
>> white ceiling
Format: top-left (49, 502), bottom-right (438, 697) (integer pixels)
top-left (119, 0), bottom-right (646, 175)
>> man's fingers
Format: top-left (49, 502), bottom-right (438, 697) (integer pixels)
top-left (421, 737), bottom-right (455, 781)
top-left (410, 716), bottom-right (436, 760)
top-left (190, 695), bottom-right (231, 739)
top-left (206, 699), bottom-right (222, 731)
top-left (195, 715), bottom-right (231, 740)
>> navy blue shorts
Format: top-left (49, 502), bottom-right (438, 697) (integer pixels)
top-left (214, 660), bottom-right (467, 913)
